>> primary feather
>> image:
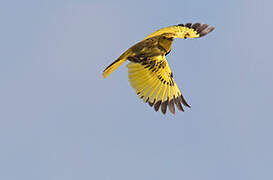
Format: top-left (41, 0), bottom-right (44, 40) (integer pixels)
top-left (103, 23), bottom-right (214, 114)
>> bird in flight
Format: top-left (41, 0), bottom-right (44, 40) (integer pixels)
top-left (103, 23), bottom-right (214, 114)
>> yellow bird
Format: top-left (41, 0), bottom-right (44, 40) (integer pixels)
top-left (103, 23), bottom-right (214, 114)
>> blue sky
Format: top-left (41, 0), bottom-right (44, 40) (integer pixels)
top-left (1, 0), bottom-right (273, 180)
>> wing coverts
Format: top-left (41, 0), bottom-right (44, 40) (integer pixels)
top-left (103, 23), bottom-right (215, 114)
top-left (127, 55), bottom-right (190, 114)
top-left (143, 23), bottom-right (215, 40)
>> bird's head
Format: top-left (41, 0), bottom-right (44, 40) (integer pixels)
top-left (158, 34), bottom-right (174, 53)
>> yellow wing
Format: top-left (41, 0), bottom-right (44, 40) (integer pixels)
top-left (103, 23), bottom-right (214, 79)
top-left (143, 23), bottom-right (215, 40)
top-left (127, 55), bottom-right (190, 114)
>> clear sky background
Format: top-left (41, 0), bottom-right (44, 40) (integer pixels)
top-left (1, 0), bottom-right (273, 180)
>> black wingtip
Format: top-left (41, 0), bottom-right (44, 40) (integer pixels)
top-left (161, 100), bottom-right (168, 114)
top-left (199, 26), bottom-right (215, 37)
top-left (148, 100), bottom-right (155, 107)
top-left (168, 99), bottom-right (175, 114)
top-left (154, 100), bottom-right (161, 112)
top-left (177, 23), bottom-right (215, 37)
top-left (180, 95), bottom-right (191, 108)
top-left (174, 96), bottom-right (184, 112)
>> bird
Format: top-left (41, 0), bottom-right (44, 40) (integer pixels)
top-left (103, 23), bottom-right (214, 114)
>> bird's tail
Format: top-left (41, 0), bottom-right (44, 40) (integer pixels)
top-left (103, 49), bottom-right (132, 78)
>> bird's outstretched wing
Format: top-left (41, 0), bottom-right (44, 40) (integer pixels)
top-left (143, 23), bottom-right (214, 40)
top-left (127, 55), bottom-right (190, 114)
